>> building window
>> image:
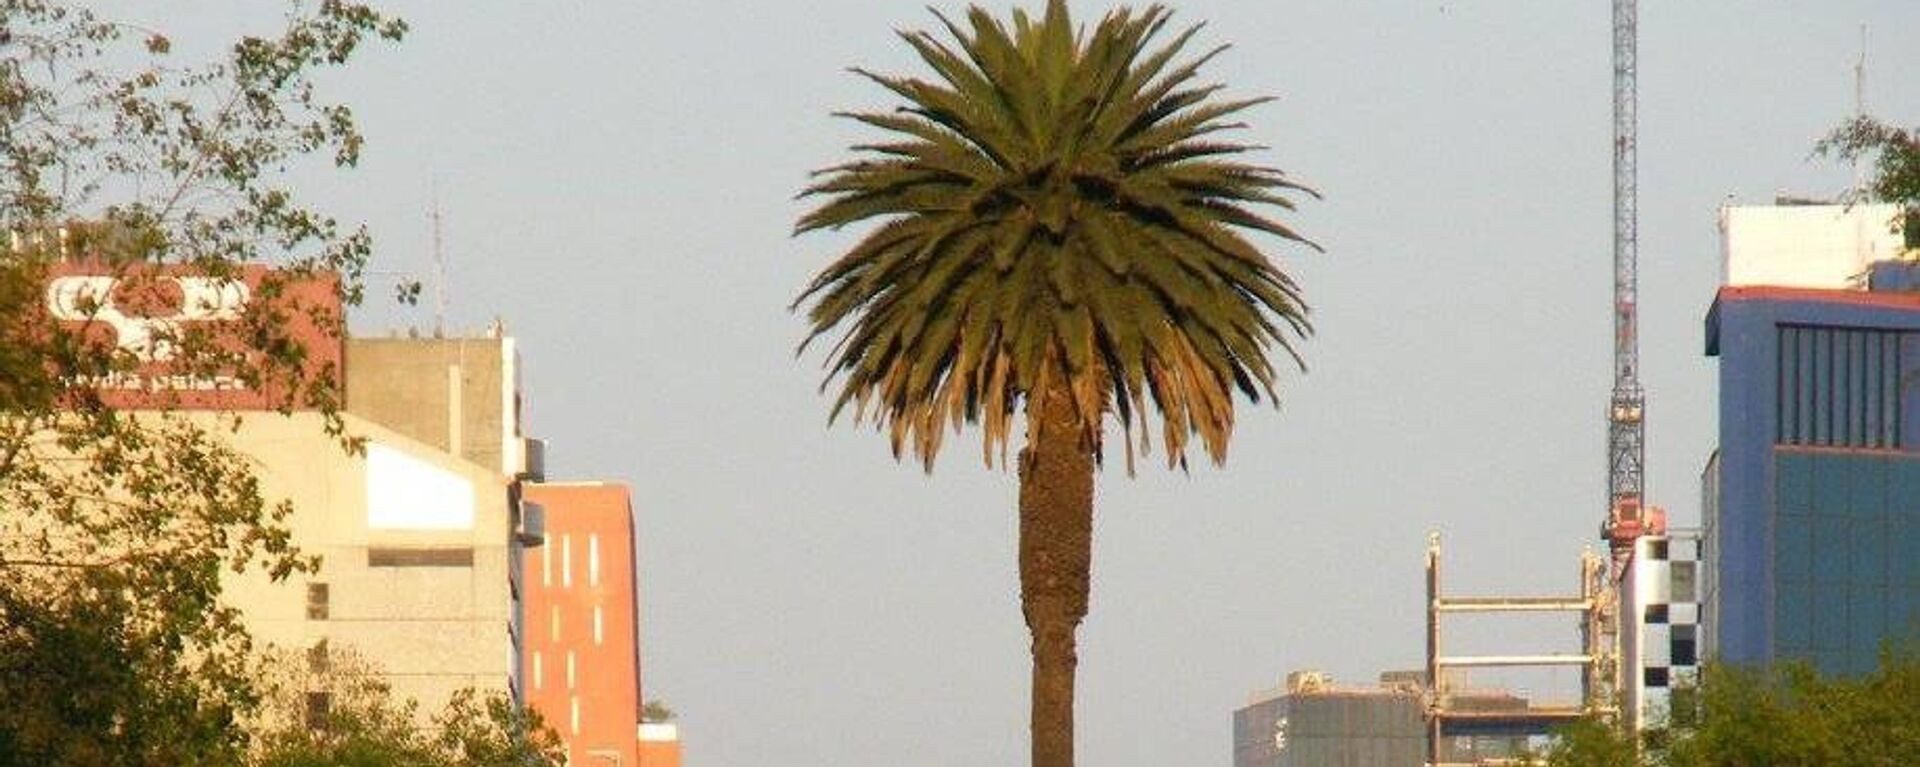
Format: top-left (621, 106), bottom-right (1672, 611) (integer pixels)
top-left (589, 534), bottom-right (600, 587)
top-left (533, 651), bottom-right (543, 690)
top-left (307, 640), bottom-right (330, 673)
top-left (567, 651), bottom-right (576, 689)
top-left (1645, 604), bottom-right (1669, 624)
top-left (562, 534), bottom-right (572, 588)
top-left (593, 606), bottom-right (604, 645)
top-left (570, 695), bottom-right (580, 735)
top-left (1777, 326), bottom-right (1904, 448)
top-left (1672, 626), bottom-right (1699, 667)
top-left (1671, 561), bottom-right (1697, 603)
top-left (306, 583), bottom-right (329, 620)
top-left (542, 544), bottom-right (552, 588)
top-left (1644, 667), bottom-right (1670, 688)
top-left (367, 546), bottom-right (474, 567)
top-left (305, 691), bottom-right (332, 730)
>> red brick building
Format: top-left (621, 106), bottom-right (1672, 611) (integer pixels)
top-left (522, 482), bottom-right (677, 766)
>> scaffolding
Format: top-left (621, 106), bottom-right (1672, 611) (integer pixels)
top-left (1424, 533), bottom-right (1614, 767)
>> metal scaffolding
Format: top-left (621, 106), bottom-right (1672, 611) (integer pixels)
top-left (1424, 533), bottom-right (1614, 767)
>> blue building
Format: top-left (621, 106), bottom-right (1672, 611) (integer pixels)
top-left (1704, 260), bottom-right (1920, 674)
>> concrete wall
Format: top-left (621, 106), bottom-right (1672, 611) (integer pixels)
top-left (345, 336), bottom-right (524, 477)
top-left (1721, 203), bottom-right (1905, 290)
top-left (218, 410), bottom-right (516, 711)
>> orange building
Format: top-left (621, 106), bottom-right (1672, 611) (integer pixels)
top-left (521, 482), bottom-right (679, 766)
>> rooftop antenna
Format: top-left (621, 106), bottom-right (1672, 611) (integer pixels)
top-left (1853, 25), bottom-right (1868, 198)
top-left (430, 180), bottom-right (447, 338)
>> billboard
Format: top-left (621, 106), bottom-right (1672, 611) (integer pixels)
top-left (40, 263), bottom-right (343, 410)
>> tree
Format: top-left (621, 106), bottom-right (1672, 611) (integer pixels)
top-left (1534, 717), bottom-right (1639, 767)
top-left (253, 648), bottom-right (565, 767)
top-left (793, 3), bottom-right (1316, 764)
top-left (642, 698), bottom-right (677, 723)
top-left (1537, 648), bottom-right (1920, 766)
top-left (0, 2), bottom-right (404, 762)
top-left (1816, 114), bottom-right (1920, 245)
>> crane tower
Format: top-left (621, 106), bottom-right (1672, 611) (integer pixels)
top-left (1603, 0), bottom-right (1647, 575)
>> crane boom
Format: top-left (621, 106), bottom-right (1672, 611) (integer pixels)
top-left (1604, 0), bottom-right (1646, 571)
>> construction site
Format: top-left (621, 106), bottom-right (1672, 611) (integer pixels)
top-left (1235, 0), bottom-right (1812, 762)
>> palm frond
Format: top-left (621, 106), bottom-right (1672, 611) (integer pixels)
top-left (795, 0), bottom-right (1317, 473)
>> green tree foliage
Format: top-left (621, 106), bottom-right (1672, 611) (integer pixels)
top-left (1818, 114), bottom-right (1920, 252)
top-left (1540, 649), bottom-right (1920, 767)
top-left (0, 2), bottom-right (403, 763)
top-left (793, 3), bottom-right (1315, 765)
top-left (1536, 717), bottom-right (1640, 767)
top-left (1819, 115), bottom-right (1920, 214)
top-left (253, 649), bottom-right (565, 767)
top-left (642, 698), bottom-right (677, 723)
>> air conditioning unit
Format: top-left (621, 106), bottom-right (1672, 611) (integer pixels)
top-left (515, 501), bottom-right (546, 546)
top-left (520, 438), bottom-right (547, 482)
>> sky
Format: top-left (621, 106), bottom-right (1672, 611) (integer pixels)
top-left (126, 1), bottom-right (1920, 764)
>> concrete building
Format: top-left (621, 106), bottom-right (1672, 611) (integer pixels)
top-left (32, 264), bottom-right (549, 714)
top-left (1619, 528), bottom-right (1702, 729)
top-left (1233, 671), bottom-right (1524, 767)
top-left (522, 482), bottom-right (679, 767)
top-left (221, 331), bottom-right (545, 710)
top-left (1702, 201), bottom-right (1920, 674)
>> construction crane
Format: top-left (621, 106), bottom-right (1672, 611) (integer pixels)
top-left (1602, 0), bottom-right (1647, 577)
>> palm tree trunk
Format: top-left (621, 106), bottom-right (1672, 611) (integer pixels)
top-left (1018, 379), bottom-right (1094, 767)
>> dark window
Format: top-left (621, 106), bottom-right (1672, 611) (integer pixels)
top-left (1646, 604), bottom-right (1669, 624)
top-left (1672, 562), bottom-right (1698, 603)
top-left (1649, 539), bottom-right (1669, 561)
top-left (304, 691), bottom-right (331, 730)
top-left (1644, 667), bottom-right (1670, 688)
top-left (1778, 326), bottom-right (1905, 448)
top-left (1672, 639), bottom-right (1698, 667)
top-left (307, 640), bottom-right (330, 673)
top-left (306, 583), bottom-right (329, 620)
top-left (367, 547), bottom-right (475, 567)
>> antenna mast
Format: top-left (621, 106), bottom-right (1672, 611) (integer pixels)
top-left (1854, 26), bottom-right (1868, 197)
top-left (430, 184), bottom-right (447, 337)
top-left (1603, 0), bottom-right (1646, 574)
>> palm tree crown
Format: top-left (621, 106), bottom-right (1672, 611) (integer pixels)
top-left (796, 0), bottom-right (1317, 471)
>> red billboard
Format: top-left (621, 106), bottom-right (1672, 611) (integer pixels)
top-left (41, 264), bottom-right (344, 411)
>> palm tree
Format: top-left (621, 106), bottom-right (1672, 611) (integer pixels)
top-left (793, 3), bottom-right (1317, 765)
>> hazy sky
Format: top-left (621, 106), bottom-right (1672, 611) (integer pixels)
top-left (135, 1), bottom-right (1920, 764)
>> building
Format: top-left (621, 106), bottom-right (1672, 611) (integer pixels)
top-left (1719, 201), bottom-right (1909, 289)
top-left (522, 482), bottom-right (679, 767)
top-left (639, 723), bottom-right (684, 767)
top-left (31, 264), bottom-right (550, 714)
top-left (222, 331), bottom-right (546, 709)
top-left (1618, 527), bottom-right (1702, 729)
top-left (1702, 201), bottom-right (1920, 674)
top-left (1232, 671), bottom-right (1524, 767)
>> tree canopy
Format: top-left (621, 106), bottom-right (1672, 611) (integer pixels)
top-left (0, 2), bottom-right (404, 762)
top-left (795, 0), bottom-right (1317, 473)
top-left (1817, 114), bottom-right (1920, 249)
top-left (1539, 649), bottom-right (1920, 767)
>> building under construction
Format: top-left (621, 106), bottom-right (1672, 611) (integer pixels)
top-left (1232, 670), bottom-right (1526, 767)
